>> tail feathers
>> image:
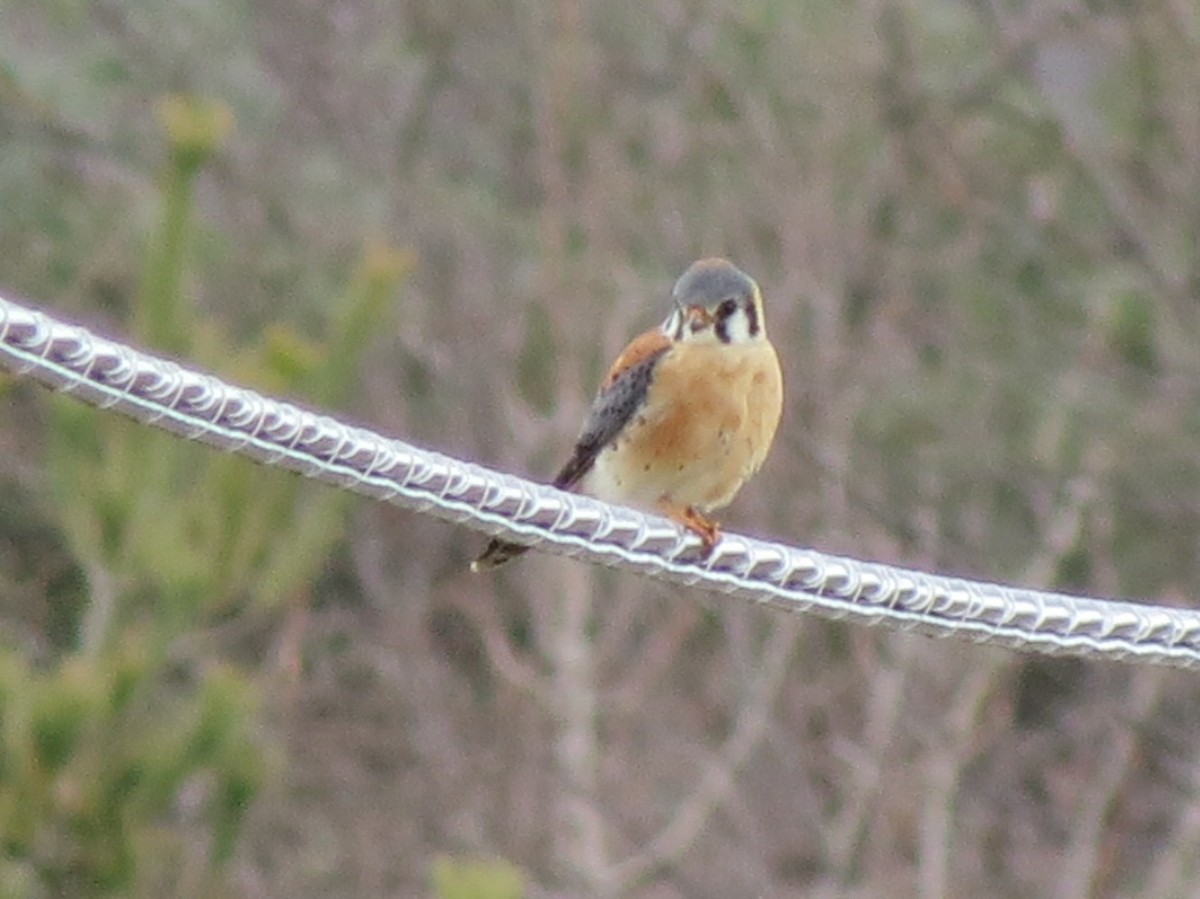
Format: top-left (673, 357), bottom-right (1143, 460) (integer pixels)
top-left (470, 537), bottom-right (532, 572)
top-left (473, 476), bottom-right (582, 572)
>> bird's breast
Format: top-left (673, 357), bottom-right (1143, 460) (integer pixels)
top-left (583, 339), bottom-right (782, 511)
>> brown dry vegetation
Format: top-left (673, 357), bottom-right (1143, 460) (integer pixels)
top-left (4, 1), bottom-right (1200, 897)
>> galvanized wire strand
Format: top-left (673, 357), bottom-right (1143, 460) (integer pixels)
top-left (2, 292), bottom-right (1199, 668)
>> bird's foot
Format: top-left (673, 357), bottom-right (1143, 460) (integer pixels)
top-left (666, 505), bottom-right (721, 558)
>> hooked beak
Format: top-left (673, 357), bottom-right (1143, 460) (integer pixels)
top-left (684, 304), bottom-right (712, 330)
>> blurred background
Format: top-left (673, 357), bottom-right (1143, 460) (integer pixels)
top-left (3, 1), bottom-right (1200, 896)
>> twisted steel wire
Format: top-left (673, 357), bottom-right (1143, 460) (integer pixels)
top-left (2, 292), bottom-right (1199, 668)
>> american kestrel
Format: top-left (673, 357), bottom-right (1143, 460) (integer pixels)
top-left (472, 257), bottom-right (783, 570)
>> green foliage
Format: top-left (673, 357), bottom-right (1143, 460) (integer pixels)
top-left (0, 647), bottom-right (264, 897)
top-left (1104, 288), bottom-right (1158, 374)
top-left (48, 95), bottom-right (405, 644)
top-left (431, 856), bottom-right (525, 899)
top-left (1, 93), bottom-right (408, 897)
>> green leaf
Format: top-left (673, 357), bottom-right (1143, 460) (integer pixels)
top-left (431, 856), bottom-right (525, 899)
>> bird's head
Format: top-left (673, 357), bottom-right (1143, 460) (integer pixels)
top-left (662, 258), bottom-right (766, 345)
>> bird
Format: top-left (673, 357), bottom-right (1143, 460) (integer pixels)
top-left (472, 257), bottom-right (783, 571)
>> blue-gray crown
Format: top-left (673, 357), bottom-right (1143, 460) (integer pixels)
top-left (672, 258), bottom-right (756, 307)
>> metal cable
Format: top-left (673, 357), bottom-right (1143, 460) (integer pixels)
top-left (2, 292), bottom-right (1198, 668)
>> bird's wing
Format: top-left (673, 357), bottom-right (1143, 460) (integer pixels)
top-left (553, 328), bottom-right (672, 490)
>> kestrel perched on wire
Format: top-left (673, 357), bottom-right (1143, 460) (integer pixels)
top-left (473, 257), bottom-right (783, 570)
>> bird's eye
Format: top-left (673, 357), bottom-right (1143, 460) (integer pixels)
top-left (718, 299), bottom-right (737, 318)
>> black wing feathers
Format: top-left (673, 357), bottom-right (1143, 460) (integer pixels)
top-left (472, 338), bottom-right (669, 572)
top-left (553, 346), bottom-right (668, 490)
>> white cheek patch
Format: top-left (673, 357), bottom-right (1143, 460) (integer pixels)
top-left (661, 309), bottom-right (683, 340)
top-left (724, 311), bottom-right (752, 343)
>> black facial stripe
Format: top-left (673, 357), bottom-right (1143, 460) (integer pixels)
top-left (715, 315), bottom-right (730, 343)
top-left (745, 298), bottom-right (759, 337)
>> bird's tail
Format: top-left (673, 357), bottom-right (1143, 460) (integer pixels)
top-left (472, 468), bottom-right (583, 571)
top-left (470, 537), bottom-right (531, 572)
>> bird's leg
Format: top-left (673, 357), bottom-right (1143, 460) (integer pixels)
top-left (662, 503), bottom-right (722, 556)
